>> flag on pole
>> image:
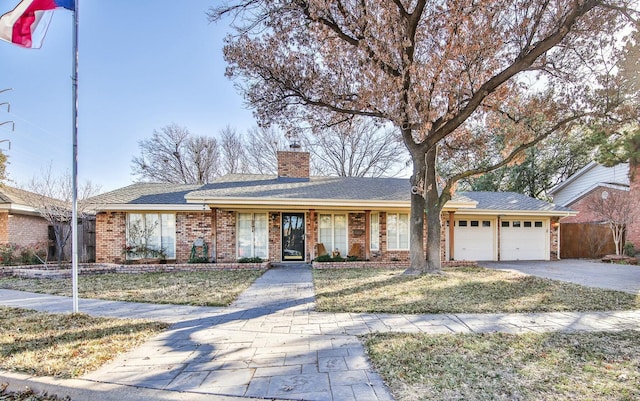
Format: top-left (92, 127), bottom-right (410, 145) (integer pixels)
top-left (0, 0), bottom-right (74, 48)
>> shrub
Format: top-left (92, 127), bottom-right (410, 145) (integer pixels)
top-left (623, 241), bottom-right (636, 257)
top-left (238, 257), bottom-right (263, 263)
top-left (315, 254), bottom-right (346, 262)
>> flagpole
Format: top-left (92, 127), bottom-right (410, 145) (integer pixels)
top-left (71, 0), bottom-right (79, 313)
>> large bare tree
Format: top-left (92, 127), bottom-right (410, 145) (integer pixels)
top-left (304, 118), bottom-right (408, 177)
top-left (132, 124), bottom-right (221, 184)
top-left (211, 0), bottom-right (638, 273)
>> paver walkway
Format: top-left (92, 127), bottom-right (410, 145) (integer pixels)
top-left (1, 264), bottom-right (640, 401)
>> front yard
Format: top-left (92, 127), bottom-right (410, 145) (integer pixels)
top-left (0, 269), bottom-right (265, 306)
top-left (365, 330), bottom-right (640, 401)
top-left (313, 266), bottom-right (640, 313)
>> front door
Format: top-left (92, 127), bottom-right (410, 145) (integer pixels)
top-left (282, 213), bottom-right (305, 261)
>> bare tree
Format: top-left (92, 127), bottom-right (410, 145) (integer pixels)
top-left (132, 124), bottom-right (221, 184)
top-left (244, 126), bottom-right (287, 174)
top-left (22, 166), bottom-right (100, 263)
top-left (220, 126), bottom-right (249, 174)
top-left (304, 118), bottom-right (408, 177)
top-left (587, 188), bottom-right (639, 255)
top-left (211, 0), bottom-right (637, 273)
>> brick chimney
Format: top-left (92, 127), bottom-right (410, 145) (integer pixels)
top-left (277, 151), bottom-right (310, 179)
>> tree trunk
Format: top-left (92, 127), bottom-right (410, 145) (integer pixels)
top-left (424, 146), bottom-right (442, 272)
top-left (405, 152), bottom-right (427, 274)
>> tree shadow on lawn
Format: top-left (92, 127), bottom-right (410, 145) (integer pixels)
top-left (314, 271), bottom-right (640, 314)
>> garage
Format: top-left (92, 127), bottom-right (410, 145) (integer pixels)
top-left (447, 219), bottom-right (495, 261)
top-left (499, 219), bottom-right (548, 260)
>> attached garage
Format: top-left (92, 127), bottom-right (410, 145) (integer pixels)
top-left (499, 219), bottom-right (548, 260)
top-left (446, 218), bottom-right (495, 261)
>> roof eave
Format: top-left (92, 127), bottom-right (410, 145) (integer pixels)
top-left (95, 204), bottom-right (210, 212)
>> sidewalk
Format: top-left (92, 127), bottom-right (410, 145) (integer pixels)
top-left (2, 265), bottom-right (640, 401)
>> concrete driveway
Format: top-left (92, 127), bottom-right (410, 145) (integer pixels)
top-left (481, 259), bottom-right (640, 295)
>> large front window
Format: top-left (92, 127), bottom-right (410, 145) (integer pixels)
top-left (126, 213), bottom-right (176, 259)
top-left (387, 213), bottom-right (409, 250)
top-left (370, 212), bottom-right (380, 251)
top-left (237, 213), bottom-right (268, 259)
top-left (319, 214), bottom-right (347, 256)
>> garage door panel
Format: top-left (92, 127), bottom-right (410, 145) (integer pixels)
top-left (500, 220), bottom-right (547, 260)
top-left (453, 220), bottom-right (494, 261)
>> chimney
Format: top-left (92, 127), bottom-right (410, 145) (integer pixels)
top-left (277, 150), bottom-right (310, 179)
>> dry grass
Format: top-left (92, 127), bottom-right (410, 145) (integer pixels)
top-left (0, 306), bottom-right (168, 378)
top-left (313, 266), bottom-right (640, 313)
top-left (0, 384), bottom-right (70, 401)
top-left (0, 270), bottom-right (265, 306)
top-left (364, 330), bottom-right (640, 401)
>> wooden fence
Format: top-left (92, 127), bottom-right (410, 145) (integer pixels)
top-left (560, 222), bottom-right (617, 259)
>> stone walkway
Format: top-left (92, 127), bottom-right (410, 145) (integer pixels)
top-left (1, 264), bottom-right (640, 401)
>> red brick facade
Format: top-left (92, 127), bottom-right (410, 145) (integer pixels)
top-left (277, 151), bottom-right (310, 179)
top-left (627, 164), bottom-right (640, 247)
top-left (0, 211), bottom-right (49, 247)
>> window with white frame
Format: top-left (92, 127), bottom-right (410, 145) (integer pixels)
top-left (126, 213), bottom-right (176, 259)
top-left (370, 212), bottom-right (380, 251)
top-left (387, 212), bottom-right (409, 250)
top-left (237, 213), bottom-right (268, 259)
top-left (319, 214), bottom-right (348, 256)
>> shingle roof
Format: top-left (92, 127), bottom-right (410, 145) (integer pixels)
top-left (90, 177), bottom-right (572, 214)
top-left (459, 191), bottom-right (574, 213)
top-left (187, 175), bottom-right (412, 202)
top-left (88, 183), bottom-right (203, 205)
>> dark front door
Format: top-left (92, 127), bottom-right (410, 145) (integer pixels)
top-left (282, 213), bottom-right (305, 261)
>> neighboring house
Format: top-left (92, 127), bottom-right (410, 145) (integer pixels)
top-left (92, 151), bottom-right (574, 264)
top-left (550, 161), bottom-right (639, 257)
top-left (0, 185), bottom-right (51, 250)
top-left (0, 185), bottom-right (96, 263)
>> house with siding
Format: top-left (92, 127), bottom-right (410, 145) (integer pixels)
top-left (550, 161), bottom-right (640, 255)
top-left (92, 151), bottom-right (575, 264)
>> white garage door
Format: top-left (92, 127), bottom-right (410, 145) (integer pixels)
top-left (500, 220), bottom-right (547, 260)
top-left (453, 219), bottom-right (494, 261)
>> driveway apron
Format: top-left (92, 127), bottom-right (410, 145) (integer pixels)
top-left (82, 264), bottom-right (394, 401)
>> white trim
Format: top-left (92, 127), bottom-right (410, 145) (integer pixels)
top-left (564, 182), bottom-right (629, 207)
top-left (96, 204), bottom-right (211, 212)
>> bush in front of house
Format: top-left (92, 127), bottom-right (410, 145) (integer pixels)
top-left (315, 254), bottom-right (346, 262)
top-left (238, 257), bottom-right (264, 263)
top-left (623, 241), bottom-right (636, 257)
top-left (0, 243), bottom-right (47, 266)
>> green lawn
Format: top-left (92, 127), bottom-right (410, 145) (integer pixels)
top-left (364, 330), bottom-right (640, 401)
top-left (0, 269), bottom-right (265, 306)
top-left (313, 266), bottom-right (640, 313)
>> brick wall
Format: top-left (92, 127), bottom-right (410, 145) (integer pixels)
top-left (176, 211), bottom-right (213, 262)
top-left (627, 163), bottom-right (640, 248)
top-left (0, 212), bottom-right (8, 243)
top-left (269, 212), bottom-right (281, 262)
top-left (8, 214), bottom-right (50, 247)
top-left (96, 212), bottom-right (127, 263)
top-left (277, 151), bottom-right (310, 179)
top-left (562, 187), bottom-right (628, 224)
top-left (215, 210), bottom-right (236, 262)
top-left (550, 217), bottom-right (559, 260)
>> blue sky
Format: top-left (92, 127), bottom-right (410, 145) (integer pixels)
top-left (0, 0), bottom-right (255, 191)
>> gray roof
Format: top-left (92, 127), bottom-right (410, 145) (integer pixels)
top-left (90, 176), bottom-right (571, 214)
top-left (459, 192), bottom-right (574, 213)
top-left (88, 183), bottom-right (203, 205)
top-left (187, 174), bottom-right (412, 202)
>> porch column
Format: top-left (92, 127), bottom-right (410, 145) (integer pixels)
top-left (365, 210), bottom-right (371, 260)
top-left (309, 209), bottom-right (316, 260)
top-left (497, 216), bottom-right (501, 261)
top-left (448, 211), bottom-right (455, 260)
top-left (211, 207), bottom-right (217, 262)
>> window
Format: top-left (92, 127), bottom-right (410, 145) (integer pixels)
top-left (482, 221), bottom-right (491, 227)
top-left (387, 213), bottom-right (409, 250)
top-left (512, 221), bottom-right (521, 228)
top-left (370, 213), bottom-right (380, 251)
top-left (319, 214), bottom-right (348, 255)
top-left (470, 220), bottom-right (479, 227)
top-left (535, 221), bottom-right (543, 228)
top-left (237, 213), bottom-right (268, 259)
top-left (524, 221), bottom-right (532, 228)
top-left (501, 221), bottom-right (509, 227)
top-left (458, 220), bottom-right (468, 227)
top-left (126, 213), bottom-right (176, 259)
